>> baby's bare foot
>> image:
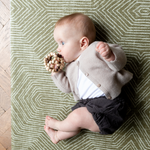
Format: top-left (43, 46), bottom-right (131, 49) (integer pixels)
top-left (45, 116), bottom-right (59, 130)
top-left (44, 125), bottom-right (59, 144)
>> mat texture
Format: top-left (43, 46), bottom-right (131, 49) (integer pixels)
top-left (11, 0), bottom-right (150, 149)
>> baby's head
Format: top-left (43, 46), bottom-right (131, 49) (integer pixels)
top-left (55, 13), bottom-right (96, 44)
top-left (54, 13), bottom-right (96, 63)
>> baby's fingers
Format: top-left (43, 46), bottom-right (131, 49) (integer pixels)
top-left (100, 48), bottom-right (109, 57)
top-left (96, 42), bottom-right (105, 51)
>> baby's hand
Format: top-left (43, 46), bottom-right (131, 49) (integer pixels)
top-left (96, 42), bottom-right (115, 61)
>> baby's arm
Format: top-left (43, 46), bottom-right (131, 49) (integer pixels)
top-left (51, 71), bottom-right (71, 93)
top-left (96, 42), bottom-right (127, 71)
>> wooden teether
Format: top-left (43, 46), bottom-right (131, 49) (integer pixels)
top-left (44, 52), bottom-right (65, 73)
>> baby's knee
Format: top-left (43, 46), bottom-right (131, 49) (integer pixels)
top-left (70, 107), bottom-right (100, 132)
top-left (69, 108), bottom-right (83, 127)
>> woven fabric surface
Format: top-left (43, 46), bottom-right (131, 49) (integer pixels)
top-left (11, 0), bottom-right (150, 149)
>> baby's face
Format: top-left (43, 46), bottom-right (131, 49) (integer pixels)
top-left (54, 24), bottom-right (82, 63)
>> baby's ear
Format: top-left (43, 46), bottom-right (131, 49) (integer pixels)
top-left (80, 37), bottom-right (89, 50)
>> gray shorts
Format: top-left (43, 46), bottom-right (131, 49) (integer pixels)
top-left (71, 92), bottom-right (127, 135)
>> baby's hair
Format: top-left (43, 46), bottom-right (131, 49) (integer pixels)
top-left (55, 13), bottom-right (96, 44)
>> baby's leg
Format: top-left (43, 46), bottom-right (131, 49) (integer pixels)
top-left (45, 107), bottom-right (100, 133)
top-left (44, 125), bottom-right (80, 144)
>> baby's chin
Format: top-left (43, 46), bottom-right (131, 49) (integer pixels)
top-left (63, 58), bottom-right (67, 63)
top-left (64, 57), bottom-right (78, 63)
top-left (65, 59), bottom-right (74, 63)
top-left (61, 56), bottom-right (67, 63)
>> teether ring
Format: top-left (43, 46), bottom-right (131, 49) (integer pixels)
top-left (44, 52), bottom-right (65, 73)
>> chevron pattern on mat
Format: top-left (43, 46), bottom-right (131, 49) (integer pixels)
top-left (11, 0), bottom-right (150, 149)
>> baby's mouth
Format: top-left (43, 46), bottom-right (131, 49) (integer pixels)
top-left (60, 55), bottom-right (66, 62)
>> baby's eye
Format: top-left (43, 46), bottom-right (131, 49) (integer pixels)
top-left (61, 41), bottom-right (65, 45)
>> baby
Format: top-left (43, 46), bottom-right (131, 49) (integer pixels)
top-left (44, 13), bottom-right (133, 144)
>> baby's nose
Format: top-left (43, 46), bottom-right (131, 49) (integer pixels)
top-left (57, 47), bottom-right (61, 52)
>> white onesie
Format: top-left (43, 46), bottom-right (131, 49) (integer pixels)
top-left (77, 57), bottom-right (105, 99)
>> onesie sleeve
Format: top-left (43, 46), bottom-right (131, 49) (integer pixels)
top-left (51, 70), bottom-right (71, 93)
top-left (102, 43), bottom-right (127, 71)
